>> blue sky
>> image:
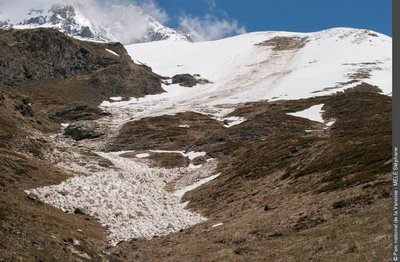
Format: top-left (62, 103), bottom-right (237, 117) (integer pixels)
top-left (156, 0), bottom-right (392, 36)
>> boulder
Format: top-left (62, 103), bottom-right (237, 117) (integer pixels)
top-left (64, 121), bottom-right (104, 140)
top-left (172, 74), bottom-right (198, 87)
top-left (49, 105), bottom-right (109, 121)
top-left (171, 74), bottom-right (212, 87)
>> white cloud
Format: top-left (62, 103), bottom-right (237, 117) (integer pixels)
top-left (0, 0), bottom-right (171, 44)
top-left (179, 14), bottom-right (246, 41)
top-left (0, 0), bottom-right (245, 42)
top-left (139, 0), bottom-right (169, 24)
top-left (76, 0), bottom-right (151, 43)
top-left (0, 0), bottom-right (59, 22)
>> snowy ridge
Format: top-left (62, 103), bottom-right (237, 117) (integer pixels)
top-left (0, 3), bottom-right (190, 44)
top-left (99, 28), bottom-right (391, 127)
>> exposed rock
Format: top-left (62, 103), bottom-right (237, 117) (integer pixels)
top-left (98, 159), bottom-right (114, 168)
top-left (257, 36), bottom-right (308, 51)
top-left (192, 156), bottom-right (207, 166)
top-left (15, 98), bottom-right (34, 117)
top-left (74, 208), bottom-right (87, 215)
top-left (172, 74), bottom-right (197, 87)
top-left (268, 232), bottom-right (283, 237)
top-left (171, 74), bottom-right (211, 87)
top-left (263, 204), bottom-right (277, 212)
top-left (49, 105), bottom-right (109, 122)
top-left (64, 121), bottom-right (104, 141)
top-left (0, 29), bottom-right (163, 99)
top-left (26, 193), bottom-right (41, 203)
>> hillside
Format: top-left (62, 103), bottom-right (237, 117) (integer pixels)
top-left (0, 28), bottom-right (163, 126)
top-left (0, 27), bottom-right (393, 261)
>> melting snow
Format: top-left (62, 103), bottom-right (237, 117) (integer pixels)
top-left (287, 104), bottom-right (325, 123)
top-left (173, 174), bottom-right (220, 198)
top-left (185, 151), bottom-right (206, 161)
top-left (110, 96), bottom-right (123, 101)
top-left (125, 28), bottom-right (391, 106)
top-left (26, 151), bottom-right (219, 246)
top-left (326, 120), bottom-right (336, 127)
top-left (95, 29), bottom-right (392, 131)
top-left (105, 49), bottom-right (120, 57)
top-left (148, 150), bottom-right (206, 161)
top-left (136, 153), bottom-right (150, 158)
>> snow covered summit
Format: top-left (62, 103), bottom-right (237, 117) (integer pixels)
top-left (126, 27), bottom-right (391, 105)
top-left (0, 2), bottom-right (190, 44)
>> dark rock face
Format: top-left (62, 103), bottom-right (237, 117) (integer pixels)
top-left (78, 26), bottom-right (95, 38)
top-left (15, 98), bottom-right (34, 117)
top-left (257, 36), bottom-right (308, 51)
top-left (171, 74), bottom-right (211, 87)
top-left (0, 28), bottom-right (119, 84)
top-left (64, 121), bottom-right (104, 141)
top-left (0, 28), bottom-right (164, 101)
top-left (0, 21), bottom-right (9, 28)
top-left (73, 208), bottom-right (87, 215)
top-left (21, 16), bottom-right (46, 25)
top-left (48, 105), bottom-right (109, 122)
top-left (172, 74), bottom-right (197, 87)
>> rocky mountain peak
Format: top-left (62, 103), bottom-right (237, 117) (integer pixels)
top-left (0, 2), bottom-right (191, 44)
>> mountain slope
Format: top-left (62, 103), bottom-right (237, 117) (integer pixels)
top-left (0, 3), bottom-right (190, 44)
top-left (95, 28), bottom-right (391, 127)
top-left (0, 28), bottom-right (163, 127)
top-left (0, 27), bottom-right (392, 261)
top-left (126, 27), bottom-right (391, 102)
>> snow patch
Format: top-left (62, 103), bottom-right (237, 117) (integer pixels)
top-left (25, 151), bottom-right (219, 246)
top-left (95, 29), bottom-right (391, 134)
top-left (125, 29), bottom-right (391, 107)
top-left (211, 223), bottom-right (224, 228)
top-left (185, 151), bottom-right (206, 161)
top-left (105, 49), bottom-right (120, 57)
top-left (173, 173), bottom-right (220, 198)
top-left (324, 119), bottom-right (336, 129)
top-left (110, 96), bottom-right (123, 101)
top-left (326, 119), bottom-right (336, 127)
top-left (136, 153), bottom-right (149, 158)
top-left (287, 104), bottom-right (324, 123)
top-left (148, 150), bottom-right (206, 161)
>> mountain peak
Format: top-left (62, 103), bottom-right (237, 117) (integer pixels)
top-left (0, 2), bottom-right (191, 44)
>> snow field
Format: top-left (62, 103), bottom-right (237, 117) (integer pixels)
top-left (97, 28), bottom-right (391, 131)
top-left (26, 151), bottom-right (219, 246)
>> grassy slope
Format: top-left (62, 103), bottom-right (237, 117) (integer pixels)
top-left (109, 86), bottom-right (392, 261)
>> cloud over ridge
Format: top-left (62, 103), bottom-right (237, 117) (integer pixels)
top-left (0, 0), bottom-right (246, 42)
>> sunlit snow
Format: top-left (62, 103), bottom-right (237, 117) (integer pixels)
top-left (287, 104), bottom-right (325, 123)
